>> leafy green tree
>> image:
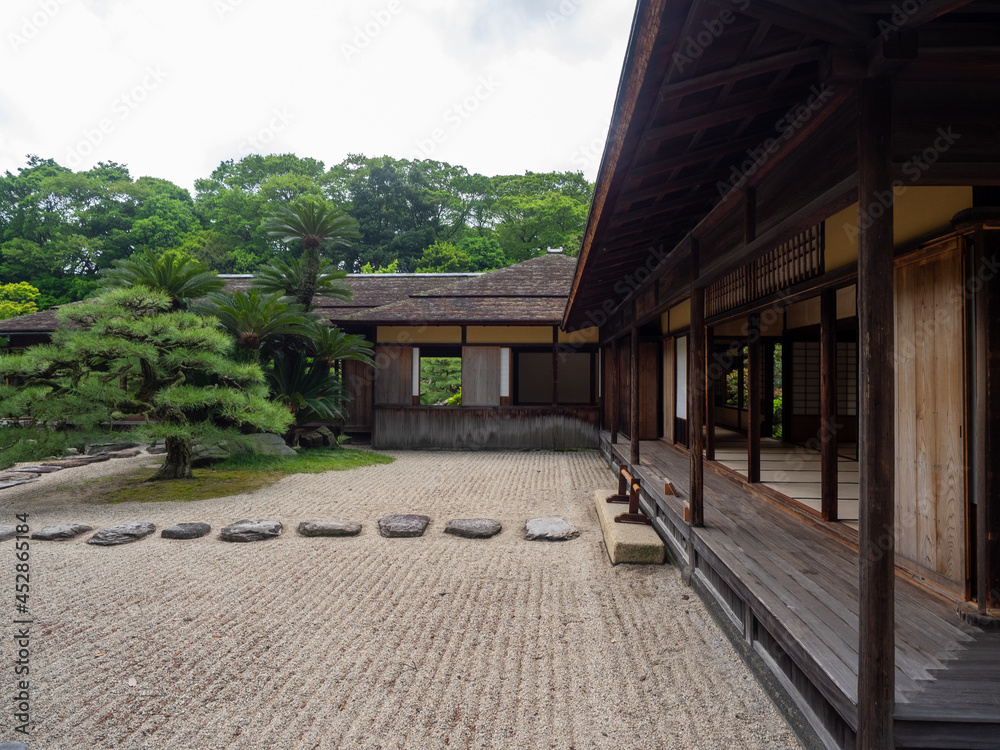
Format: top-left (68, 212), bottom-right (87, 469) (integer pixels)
top-left (262, 198), bottom-right (360, 310)
top-left (267, 354), bottom-right (347, 427)
top-left (0, 282), bottom-right (40, 320)
top-left (458, 235), bottom-right (507, 271)
top-left (358, 259), bottom-right (399, 274)
top-left (0, 287), bottom-right (292, 480)
top-left (252, 257), bottom-right (353, 310)
top-left (415, 241), bottom-right (471, 273)
top-left (101, 249), bottom-right (224, 309)
top-left (305, 323), bottom-right (374, 369)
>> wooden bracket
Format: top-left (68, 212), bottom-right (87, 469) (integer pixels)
top-left (612, 466), bottom-right (650, 525)
top-left (614, 512), bottom-right (653, 526)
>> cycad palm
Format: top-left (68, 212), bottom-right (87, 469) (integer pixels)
top-left (100, 250), bottom-right (224, 309)
top-left (262, 199), bottom-right (360, 310)
top-left (252, 257), bottom-right (352, 307)
top-left (195, 290), bottom-right (315, 362)
top-left (306, 323), bottom-right (374, 369)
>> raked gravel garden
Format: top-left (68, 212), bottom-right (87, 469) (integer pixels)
top-left (0, 447), bottom-right (800, 749)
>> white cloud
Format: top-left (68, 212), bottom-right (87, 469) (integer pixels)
top-left (0, 0), bottom-right (634, 191)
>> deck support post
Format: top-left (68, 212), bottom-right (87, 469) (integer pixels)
top-left (856, 75), bottom-right (896, 750)
top-left (748, 314), bottom-right (762, 483)
top-left (821, 288), bottom-right (839, 522)
top-left (689, 286), bottom-right (706, 527)
top-left (610, 338), bottom-right (619, 444)
top-left (630, 326), bottom-right (640, 466)
top-left (706, 327), bottom-right (716, 461)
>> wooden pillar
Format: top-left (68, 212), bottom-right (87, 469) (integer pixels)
top-left (856, 75), bottom-right (896, 750)
top-left (705, 327), bottom-right (716, 461)
top-left (762, 341), bottom-right (776, 439)
top-left (630, 327), bottom-right (640, 466)
top-left (748, 314), bottom-right (762, 483)
top-left (972, 226), bottom-right (989, 612)
top-left (610, 338), bottom-right (619, 444)
top-left (689, 287), bottom-right (706, 527)
top-left (821, 288), bottom-right (840, 522)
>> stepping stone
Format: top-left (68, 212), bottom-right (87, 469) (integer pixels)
top-left (220, 519), bottom-right (282, 543)
top-left (42, 460), bottom-right (90, 468)
top-left (378, 514), bottom-right (430, 538)
top-left (297, 521), bottom-right (362, 537)
top-left (107, 449), bottom-right (142, 459)
top-left (31, 523), bottom-right (93, 541)
top-left (88, 522), bottom-right (156, 546)
top-left (86, 442), bottom-right (140, 455)
top-left (161, 522), bottom-right (211, 540)
top-left (11, 465), bottom-right (61, 473)
top-left (524, 517), bottom-right (580, 542)
top-left (0, 525), bottom-right (19, 542)
top-left (445, 518), bottom-right (502, 539)
top-left (0, 480), bottom-right (34, 490)
top-left (0, 742), bottom-right (30, 750)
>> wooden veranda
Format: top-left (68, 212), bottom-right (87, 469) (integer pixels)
top-left (601, 433), bottom-right (1000, 748)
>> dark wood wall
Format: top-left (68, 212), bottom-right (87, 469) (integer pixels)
top-left (373, 406), bottom-right (600, 450)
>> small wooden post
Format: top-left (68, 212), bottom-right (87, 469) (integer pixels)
top-left (856, 74), bottom-right (896, 750)
top-left (610, 338), bottom-right (619, 444)
top-left (820, 288), bottom-right (839, 522)
top-left (689, 286), bottom-right (706, 527)
top-left (630, 326), bottom-right (640, 466)
top-left (706, 327), bottom-right (716, 461)
top-left (748, 314), bottom-right (762, 484)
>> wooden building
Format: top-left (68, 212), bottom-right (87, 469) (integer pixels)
top-left (564, 1), bottom-right (1000, 748)
top-left (330, 251), bottom-right (601, 449)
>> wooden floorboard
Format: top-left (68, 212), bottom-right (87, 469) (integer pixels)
top-left (602, 433), bottom-right (1000, 744)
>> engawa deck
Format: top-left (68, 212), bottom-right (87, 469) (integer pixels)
top-left (600, 432), bottom-right (1000, 749)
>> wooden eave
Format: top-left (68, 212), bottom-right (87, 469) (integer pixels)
top-left (564, 0), bottom-right (995, 330)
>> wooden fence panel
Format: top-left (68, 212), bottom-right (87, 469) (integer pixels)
top-left (462, 346), bottom-right (501, 406)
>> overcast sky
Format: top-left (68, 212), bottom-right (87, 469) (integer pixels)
top-left (0, 0), bottom-right (635, 192)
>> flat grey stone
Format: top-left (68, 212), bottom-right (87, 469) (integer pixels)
top-left (0, 525), bottom-right (18, 541)
top-left (0, 480), bottom-right (33, 490)
top-left (0, 742), bottom-right (30, 750)
top-left (88, 522), bottom-right (156, 546)
top-left (378, 514), bottom-right (430, 538)
top-left (11, 465), bottom-right (60, 473)
top-left (525, 517), bottom-right (580, 541)
top-left (220, 519), bottom-right (283, 543)
top-left (31, 523), bottom-right (93, 541)
top-left (107, 449), bottom-right (142, 459)
top-left (161, 522), bottom-right (211, 540)
top-left (87, 441), bottom-right (139, 455)
top-left (297, 520), bottom-right (362, 537)
top-left (445, 518), bottom-right (502, 539)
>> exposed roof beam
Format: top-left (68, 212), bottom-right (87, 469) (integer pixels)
top-left (707, 0), bottom-right (872, 47)
top-left (609, 190), bottom-right (719, 227)
top-left (847, 0), bottom-right (978, 27)
top-left (641, 93), bottom-right (805, 145)
top-left (627, 134), bottom-right (765, 181)
top-left (655, 47), bottom-right (826, 105)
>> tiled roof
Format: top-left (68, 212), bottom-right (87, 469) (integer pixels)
top-left (0, 307), bottom-right (62, 334)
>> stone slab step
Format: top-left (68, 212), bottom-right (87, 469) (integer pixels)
top-left (594, 490), bottom-right (665, 565)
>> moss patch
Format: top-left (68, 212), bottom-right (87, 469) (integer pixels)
top-left (37, 448), bottom-right (395, 506)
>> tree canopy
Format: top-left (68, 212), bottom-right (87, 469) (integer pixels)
top-left (0, 153), bottom-right (593, 311)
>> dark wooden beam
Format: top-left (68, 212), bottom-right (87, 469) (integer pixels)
top-left (641, 94), bottom-right (806, 146)
top-left (610, 337), bottom-right (619, 445)
top-left (849, 0), bottom-right (977, 27)
top-left (706, 327), bottom-right (716, 462)
top-left (690, 254), bottom-right (706, 527)
top-left (656, 47), bottom-right (826, 105)
top-left (708, 0), bottom-right (872, 46)
top-left (748, 313), bottom-right (762, 484)
top-left (610, 190), bottom-right (720, 227)
top-left (820, 288), bottom-right (839, 522)
top-left (628, 134), bottom-right (767, 181)
top-left (856, 74), bottom-right (896, 750)
top-left (971, 225), bottom-right (988, 613)
top-left (630, 326), bottom-right (640, 466)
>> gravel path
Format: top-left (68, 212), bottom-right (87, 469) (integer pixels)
top-left (0, 450), bottom-right (800, 749)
